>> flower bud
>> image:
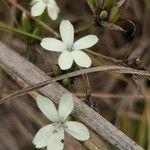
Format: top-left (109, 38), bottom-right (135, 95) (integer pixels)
top-left (52, 67), bottom-right (62, 77)
top-left (62, 78), bottom-right (71, 87)
top-left (100, 10), bottom-right (109, 20)
top-left (108, 6), bottom-right (121, 23)
top-left (21, 12), bottom-right (31, 32)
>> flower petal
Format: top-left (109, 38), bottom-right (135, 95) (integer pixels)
top-left (31, 1), bottom-right (46, 17)
top-left (58, 51), bottom-right (73, 70)
top-left (58, 93), bottom-right (73, 121)
top-left (71, 50), bottom-right (91, 68)
top-left (65, 121), bottom-right (90, 141)
top-left (47, 0), bottom-right (60, 20)
top-left (33, 124), bottom-right (54, 148)
top-left (36, 95), bottom-right (59, 122)
top-left (47, 128), bottom-right (64, 150)
top-left (41, 38), bottom-right (65, 52)
top-left (73, 35), bottom-right (98, 50)
top-left (60, 20), bottom-right (74, 47)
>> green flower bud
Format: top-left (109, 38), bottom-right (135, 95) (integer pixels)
top-left (62, 78), bottom-right (71, 87)
top-left (21, 12), bottom-right (31, 32)
top-left (100, 10), bottom-right (109, 21)
top-left (108, 6), bottom-right (121, 23)
top-left (52, 67), bottom-right (62, 77)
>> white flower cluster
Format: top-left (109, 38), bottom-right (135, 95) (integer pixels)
top-left (30, 1), bottom-right (98, 149)
top-left (33, 93), bottom-right (90, 150)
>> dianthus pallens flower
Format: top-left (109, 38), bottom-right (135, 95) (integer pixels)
top-left (33, 93), bottom-right (90, 150)
top-left (41, 20), bottom-right (99, 70)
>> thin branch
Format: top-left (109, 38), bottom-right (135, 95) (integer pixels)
top-left (0, 61), bottom-right (150, 104)
top-left (75, 93), bottom-right (150, 100)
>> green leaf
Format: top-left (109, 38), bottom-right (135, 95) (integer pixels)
top-left (108, 6), bottom-right (121, 23)
top-left (86, 0), bottom-right (96, 11)
top-left (21, 12), bottom-right (31, 32)
top-left (138, 125), bottom-right (147, 149)
top-left (103, 0), bottom-right (115, 9)
top-left (129, 119), bottom-right (140, 139)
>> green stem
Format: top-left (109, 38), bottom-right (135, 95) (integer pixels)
top-left (0, 22), bottom-right (42, 41)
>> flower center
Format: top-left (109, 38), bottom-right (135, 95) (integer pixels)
top-left (67, 45), bottom-right (74, 52)
top-left (52, 121), bottom-right (65, 133)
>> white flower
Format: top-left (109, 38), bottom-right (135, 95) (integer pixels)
top-left (33, 93), bottom-right (90, 150)
top-left (31, 0), bottom-right (59, 20)
top-left (40, 20), bottom-right (99, 70)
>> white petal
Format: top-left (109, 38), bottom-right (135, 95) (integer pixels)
top-left (71, 50), bottom-right (91, 68)
top-left (58, 93), bottom-right (73, 121)
top-left (36, 95), bottom-right (59, 122)
top-left (58, 51), bottom-right (73, 70)
top-left (73, 35), bottom-right (98, 50)
top-left (47, 0), bottom-right (60, 20)
top-left (65, 121), bottom-right (90, 141)
top-left (33, 124), bottom-right (54, 148)
top-left (31, 1), bottom-right (46, 17)
top-left (60, 20), bottom-right (74, 47)
top-left (47, 128), bottom-right (64, 150)
top-left (41, 38), bottom-right (66, 52)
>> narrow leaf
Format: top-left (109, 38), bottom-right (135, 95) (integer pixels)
top-left (86, 0), bottom-right (96, 12)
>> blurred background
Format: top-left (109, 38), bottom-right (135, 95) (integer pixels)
top-left (0, 0), bottom-right (150, 149)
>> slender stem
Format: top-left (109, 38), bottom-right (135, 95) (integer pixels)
top-left (75, 92), bottom-right (150, 100)
top-left (1, 65), bottom-right (150, 104)
top-left (85, 49), bottom-right (123, 64)
top-left (0, 22), bottom-right (42, 41)
top-left (75, 24), bottom-right (94, 34)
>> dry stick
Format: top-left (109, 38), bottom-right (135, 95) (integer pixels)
top-left (75, 93), bottom-right (150, 100)
top-left (0, 66), bottom-right (149, 103)
top-left (0, 42), bottom-right (144, 150)
top-left (0, 59), bottom-right (150, 103)
top-left (0, 45), bottom-right (150, 103)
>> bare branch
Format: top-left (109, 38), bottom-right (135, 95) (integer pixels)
top-left (0, 57), bottom-right (150, 103)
